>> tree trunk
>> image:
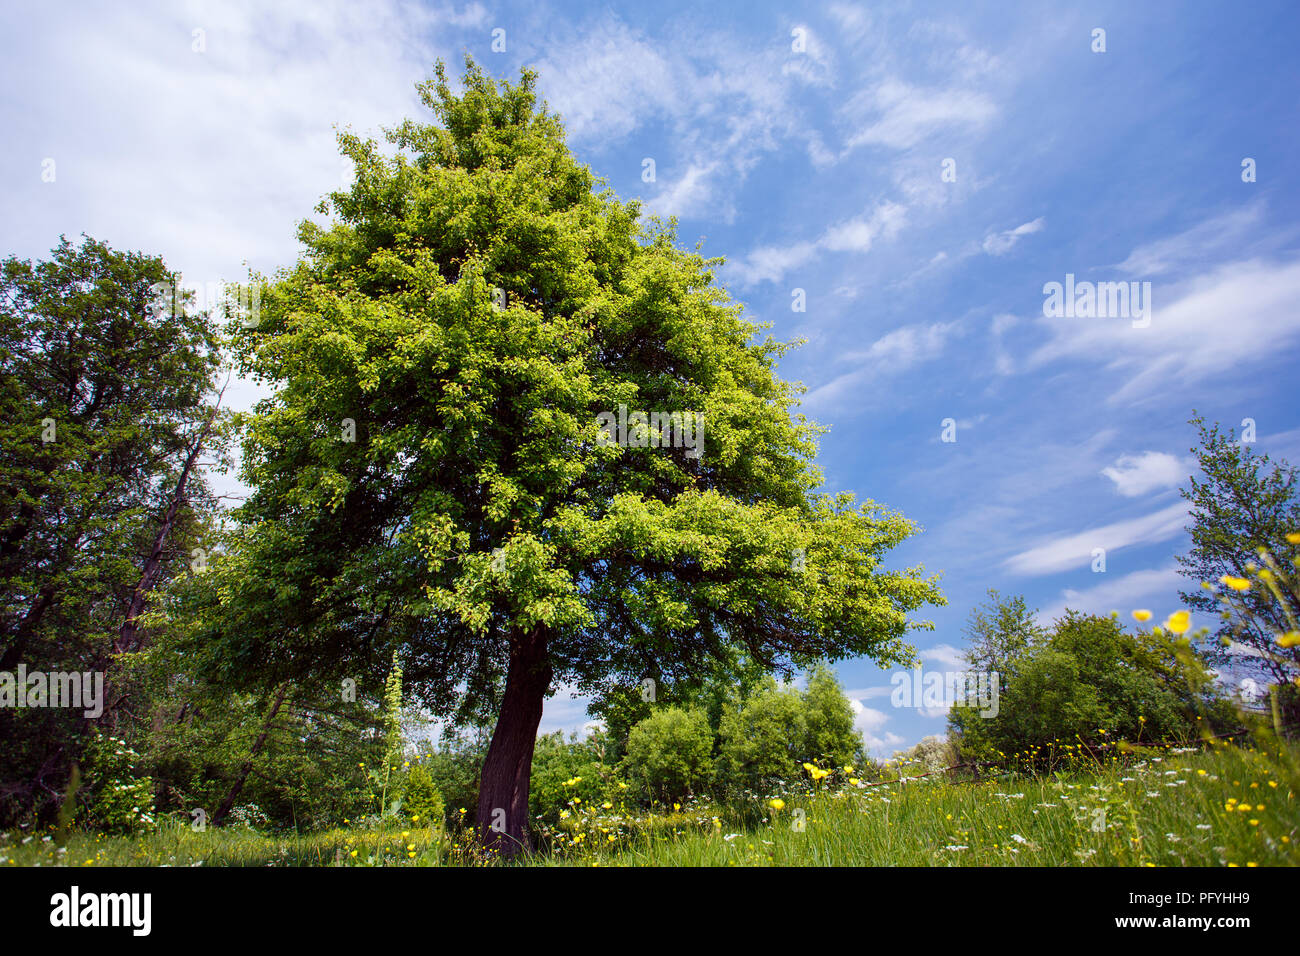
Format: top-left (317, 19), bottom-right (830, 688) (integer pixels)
top-left (213, 684), bottom-right (288, 827)
top-left (116, 406), bottom-right (218, 655)
top-left (0, 583), bottom-right (56, 671)
top-left (477, 627), bottom-right (552, 858)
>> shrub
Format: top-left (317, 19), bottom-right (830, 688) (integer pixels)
top-left (623, 707), bottom-right (713, 804)
top-left (801, 664), bottom-right (860, 769)
top-left (529, 732), bottom-right (612, 824)
top-left (715, 679), bottom-right (807, 793)
top-left (80, 730), bottom-right (156, 833)
top-left (400, 762), bottom-right (445, 827)
top-left (951, 607), bottom-right (1232, 768)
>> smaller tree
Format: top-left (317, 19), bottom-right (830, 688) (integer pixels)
top-left (800, 664), bottom-right (859, 768)
top-left (715, 678), bottom-right (807, 793)
top-left (623, 707), bottom-right (713, 804)
top-left (951, 605), bottom-right (1232, 768)
top-left (401, 762), bottom-right (446, 828)
top-left (1177, 414), bottom-right (1300, 694)
top-left (961, 589), bottom-right (1044, 693)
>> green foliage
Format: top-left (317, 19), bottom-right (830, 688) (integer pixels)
top-left (585, 684), bottom-right (654, 763)
top-left (715, 678), bottom-right (808, 793)
top-left (800, 664), bottom-right (859, 768)
top-left (136, 673), bottom-right (391, 832)
top-left (961, 589), bottom-right (1045, 693)
top-left (0, 235), bottom-right (225, 825)
top-left (13, 741), bottom-right (1295, 868)
top-left (377, 651), bottom-right (404, 816)
top-left (80, 731), bottom-right (155, 834)
top-left (528, 732), bottom-right (614, 824)
top-left (165, 60), bottom-right (942, 838)
top-left (1177, 414), bottom-right (1300, 693)
top-left (623, 707), bottom-right (713, 803)
top-left (951, 601), bottom-right (1233, 767)
top-left (400, 762), bottom-right (445, 827)
top-left (419, 735), bottom-right (487, 825)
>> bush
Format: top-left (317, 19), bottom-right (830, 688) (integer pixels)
top-left (80, 731), bottom-right (156, 833)
top-left (715, 679), bottom-right (807, 793)
top-left (801, 665), bottom-right (861, 769)
top-left (951, 607), bottom-right (1233, 767)
top-left (400, 762), bottom-right (445, 827)
top-left (529, 732), bottom-right (613, 824)
top-left (623, 707), bottom-right (713, 804)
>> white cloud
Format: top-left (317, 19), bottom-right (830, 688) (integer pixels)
top-left (1, 1), bottom-right (445, 284)
top-left (734, 201), bottom-right (908, 286)
top-left (1031, 257), bottom-right (1300, 403)
top-left (801, 320), bottom-right (956, 411)
top-left (843, 321), bottom-right (955, 365)
top-left (734, 240), bottom-right (820, 286)
top-left (782, 24), bottom-right (835, 88)
top-left (535, 20), bottom-right (682, 144)
top-left (982, 217), bottom-right (1044, 256)
top-left (844, 685), bottom-right (894, 701)
top-left (826, 4), bottom-right (873, 45)
top-left (641, 161), bottom-right (727, 222)
top-left (1101, 451), bottom-right (1193, 498)
top-left (1002, 502), bottom-right (1188, 577)
top-left (848, 699), bottom-right (905, 756)
top-left (822, 202), bottom-right (909, 252)
top-left (841, 79), bottom-right (997, 152)
top-left (535, 14), bottom-right (830, 222)
top-left (1037, 565), bottom-right (1185, 625)
top-left (919, 644), bottom-right (967, 670)
top-left (1115, 203), bottom-right (1267, 277)
top-left (539, 686), bottom-right (595, 736)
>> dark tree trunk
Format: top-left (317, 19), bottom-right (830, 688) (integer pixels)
top-left (213, 684), bottom-right (288, 827)
top-left (116, 406), bottom-right (218, 655)
top-left (477, 627), bottom-right (552, 858)
top-left (0, 583), bottom-right (56, 671)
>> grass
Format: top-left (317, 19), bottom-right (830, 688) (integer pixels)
top-left (552, 742), bottom-right (1299, 867)
top-left (4, 740), bottom-right (1297, 868)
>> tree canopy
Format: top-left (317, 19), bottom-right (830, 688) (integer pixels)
top-left (166, 57), bottom-right (943, 853)
top-left (0, 235), bottom-right (225, 822)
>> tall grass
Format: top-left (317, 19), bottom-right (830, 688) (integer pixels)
top-left (3, 740), bottom-right (1296, 867)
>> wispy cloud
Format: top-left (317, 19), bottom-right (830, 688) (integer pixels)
top-left (733, 201), bottom-right (908, 286)
top-left (982, 217), bottom-right (1044, 256)
top-left (1114, 203), bottom-right (1269, 277)
top-left (840, 79), bottom-right (997, 152)
top-left (1037, 565), bottom-right (1185, 625)
top-left (919, 643), bottom-right (967, 669)
top-left (801, 320), bottom-right (956, 412)
top-left (1031, 258), bottom-right (1300, 403)
top-left (1002, 502), bottom-right (1188, 577)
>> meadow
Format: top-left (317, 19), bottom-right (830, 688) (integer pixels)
top-left (5, 740), bottom-right (1294, 868)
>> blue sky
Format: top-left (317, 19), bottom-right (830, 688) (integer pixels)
top-left (4, 1), bottom-right (1299, 756)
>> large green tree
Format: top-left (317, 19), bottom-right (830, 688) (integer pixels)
top-left (0, 236), bottom-right (225, 823)
top-left (174, 59), bottom-right (942, 855)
